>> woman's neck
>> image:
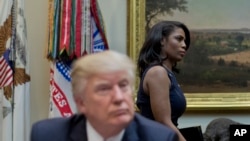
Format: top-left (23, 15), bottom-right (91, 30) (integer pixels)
top-left (162, 62), bottom-right (173, 71)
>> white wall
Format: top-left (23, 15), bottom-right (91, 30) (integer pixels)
top-left (98, 0), bottom-right (127, 53)
top-left (25, 0), bottom-right (250, 134)
top-left (25, 0), bottom-right (50, 125)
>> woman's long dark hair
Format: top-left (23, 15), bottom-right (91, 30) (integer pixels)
top-left (137, 21), bottom-right (190, 77)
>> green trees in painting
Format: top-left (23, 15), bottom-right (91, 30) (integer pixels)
top-left (146, 0), bottom-right (188, 31)
top-left (177, 30), bottom-right (250, 92)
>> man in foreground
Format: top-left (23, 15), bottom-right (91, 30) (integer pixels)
top-left (30, 50), bottom-right (178, 141)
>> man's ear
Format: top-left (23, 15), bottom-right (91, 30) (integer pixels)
top-left (74, 95), bottom-right (86, 113)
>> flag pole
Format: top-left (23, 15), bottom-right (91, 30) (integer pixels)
top-left (10, 0), bottom-right (17, 141)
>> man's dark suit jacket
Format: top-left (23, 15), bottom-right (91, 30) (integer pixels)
top-left (30, 113), bottom-right (178, 141)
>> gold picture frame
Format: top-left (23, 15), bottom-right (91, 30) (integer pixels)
top-left (127, 0), bottom-right (250, 112)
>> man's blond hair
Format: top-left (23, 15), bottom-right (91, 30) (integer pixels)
top-left (71, 50), bottom-right (136, 96)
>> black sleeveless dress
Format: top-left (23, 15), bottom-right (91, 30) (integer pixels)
top-left (136, 65), bottom-right (186, 126)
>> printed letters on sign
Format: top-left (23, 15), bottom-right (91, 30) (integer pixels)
top-left (230, 125), bottom-right (250, 141)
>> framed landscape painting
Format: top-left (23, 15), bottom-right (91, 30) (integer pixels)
top-left (127, 0), bottom-right (250, 111)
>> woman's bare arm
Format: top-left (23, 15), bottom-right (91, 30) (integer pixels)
top-left (144, 66), bottom-right (186, 141)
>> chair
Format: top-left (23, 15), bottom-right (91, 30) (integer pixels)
top-left (180, 126), bottom-right (204, 141)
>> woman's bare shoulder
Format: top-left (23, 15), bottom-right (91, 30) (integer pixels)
top-left (145, 66), bottom-right (169, 83)
top-left (147, 66), bottom-right (167, 77)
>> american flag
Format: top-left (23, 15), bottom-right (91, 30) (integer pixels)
top-left (0, 49), bottom-right (13, 87)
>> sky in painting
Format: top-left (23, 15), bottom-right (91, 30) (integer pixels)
top-left (158, 0), bottom-right (250, 29)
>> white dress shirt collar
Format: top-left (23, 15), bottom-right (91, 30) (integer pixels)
top-left (86, 120), bottom-right (125, 141)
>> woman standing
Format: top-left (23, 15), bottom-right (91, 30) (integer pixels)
top-left (136, 21), bottom-right (190, 141)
